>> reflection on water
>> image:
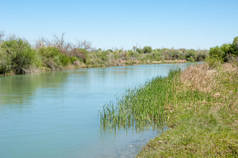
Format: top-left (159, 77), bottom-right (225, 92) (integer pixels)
top-left (0, 63), bottom-right (192, 158)
top-left (0, 72), bottom-right (69, 106)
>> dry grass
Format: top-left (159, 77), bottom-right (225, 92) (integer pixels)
top-left (180, 63), bottom-right (217, 92)
top-left (222, 63), bottom-right (238, 73)
top-left (181, 63), bottom-right (238, 93)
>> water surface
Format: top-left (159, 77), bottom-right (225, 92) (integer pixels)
top-left (0, 63), bottom-right (192, 158)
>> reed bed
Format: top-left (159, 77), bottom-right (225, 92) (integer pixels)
top-left (100, 70), bottom-right (180, 132)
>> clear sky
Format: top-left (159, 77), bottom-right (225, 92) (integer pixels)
top-left (1, 0), bottom-right (238, 49)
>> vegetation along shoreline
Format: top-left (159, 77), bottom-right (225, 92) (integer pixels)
top-left (0, 33), bottom-right (207, 76)
top-left (100, 36), bottom-right (238, 157)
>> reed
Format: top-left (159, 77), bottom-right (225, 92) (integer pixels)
top-left (100, 70), bottom-right (180, 132)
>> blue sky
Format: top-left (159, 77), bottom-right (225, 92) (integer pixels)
top-left (1, 0), bottom-right (238, 49)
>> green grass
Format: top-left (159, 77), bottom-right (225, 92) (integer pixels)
top-left (100, 63), bottom-right (238, 157)
top-left (137, 64), bottom-right (238, 158)
top-left (100, 70), bottom-right (180, 132)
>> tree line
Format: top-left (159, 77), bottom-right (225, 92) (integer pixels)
top-left (0, 33), bottom-right (209, 75)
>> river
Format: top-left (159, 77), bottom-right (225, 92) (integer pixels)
top-left (0, 63), bottom-right (192, 158)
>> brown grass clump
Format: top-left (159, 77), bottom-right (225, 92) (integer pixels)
top-left (180, 63), bottom-right (217, 92)
top-left (222, 63), bottom-right (238, 73)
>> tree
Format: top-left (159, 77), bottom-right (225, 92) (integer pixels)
top-left (0, 32), bottom-right (4, 43)
top-left (1, 39), bottom-right (37, 74)
top-left (209, 46), bottom-right (225, 60)
top-left (143, 46), bottom-right (152, 54)
top-left (232, 36), bottom-right (238, 56)
top-left (0, 48), bottom-right (11, 74)
top-left (136, 48), bottom-right (143, 54)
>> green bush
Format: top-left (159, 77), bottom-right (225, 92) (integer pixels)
top-left (70, 48), bottom-right (88, 63)
top-left (136, 48), bottom-right (144, 54)
top-left (0, 49), bottom-right (11, 74)
top-left (70, 56), bottom-right (78, 63)
top-left (143, 46), bottom-right (152, 54)
top-left (185, 50), bottom-right (196, 62)
top-left (196, 53), bottom-right (207, 61)
top-left (209, 46), bottom-right (225, 61)
top-left (38, 47), bottom-right (71, 70)
top-left (1, 39), bottom-right (38, 74)
top-left (208, 36), bottom-right (238, 63)
top-left (232, 37), bottom-right (238, 56)
top-left (206, 56), bottom-right (222, 68)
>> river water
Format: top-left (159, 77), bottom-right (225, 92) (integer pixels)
top-left (0, 63), bottom-right (192, 158)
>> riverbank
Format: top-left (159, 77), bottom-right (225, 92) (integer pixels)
top-left (0, 59), bottom-right (188, 76)
top-left (137, 63), bottom-right (238, 157)
top-left (0, 35), bottom-right (207, 76)
top-left (100, 62), bottom-right (238, 157)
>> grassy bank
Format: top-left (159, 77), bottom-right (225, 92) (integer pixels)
top-left (100, 36), bottom-right (238, 157)
top-left (0, 34), bottom-right (207, 75)
top-left (100, 62), bottom-right (238, 157)
top-left (137, 63), bottom-right (238, 157)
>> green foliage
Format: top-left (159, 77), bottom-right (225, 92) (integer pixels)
top-left (85, 50), bottom-right (109, 66)
top-left (206, 56), bottom-right (222, 68)
top-left (38, 47), bottom-right (71, 70)
top-left (152, 52), bottom-right (161, 61)
top-left (100, 70), bottom-right (180, 131)
top-left (70, 56), bottom-right (78, 63)
top-left (137, 64), bottom-right (238, 158)
top-left (0, 39), bottom-right (38, 74)
top-left (196, 53), bottom-right (206, 61)
top-left (136, 48), bottom-right (144, 54)
top-left (0, 49), bottom-right (11, 74)
top-left (208, 36), bottom-right (238, 63)
top-left (209, 46), bottom-right (225, 60)
top-left (143, 46), bottom-right (153, 54)
top-left (70, 48), bottom-right (88, 63)
top-left (232, 36), bottom-right (238, 56)
top-left (0, 35), bottom-right (210, 75)
top-left (185, 50), bottom-right (196, 62)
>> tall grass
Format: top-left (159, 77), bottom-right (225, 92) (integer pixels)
top-left (100, 70), bottom-right (180, 132)
top-left (137, 63), bottom-right (238, 158)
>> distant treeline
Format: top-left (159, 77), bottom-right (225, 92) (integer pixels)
top-left (0, 34), bottom-right (208, 75)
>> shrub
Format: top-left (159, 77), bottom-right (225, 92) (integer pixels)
top-left (0, 49), bottom-right (11, 74)
top-left (220, 44), bottom-right (234, 62)
top-left (209, 46), bottom-right (225, 61)
top-left (208, 36), bottom-right (238, 62)
top-left (232, 36), bottom-right (238, 56)
top-left (196, 53), bottom-right (206, 61)
top-left (69, 48), bottom-right (88, 63)
top-left (1, 39), bottom-right (38, 74)
top-left (136, 48), bottom-right (144, 54)
top-left (143, 46), bottom-right (152, 54)
top-left (185, 50), bottom-right (196, 62)
top-left (38, 47), bottom-right (71, 70)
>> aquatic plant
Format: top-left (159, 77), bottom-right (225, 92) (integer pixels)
top-left (100, 70), bottom-right (180, 131)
